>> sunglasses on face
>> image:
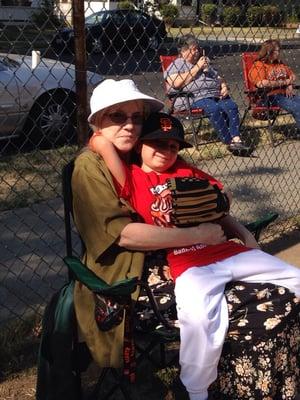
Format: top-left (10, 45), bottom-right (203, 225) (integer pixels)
top-left (105, 112), bottom-right (144, 125)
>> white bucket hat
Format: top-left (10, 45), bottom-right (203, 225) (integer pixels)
top-left (88, 79), bottom-right (164, 123)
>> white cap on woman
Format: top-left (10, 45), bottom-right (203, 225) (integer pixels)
top-left (88, 79), bottom-right (164, 123)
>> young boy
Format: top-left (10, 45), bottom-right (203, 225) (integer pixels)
top-left (89, 112), bottom-right (300, 400)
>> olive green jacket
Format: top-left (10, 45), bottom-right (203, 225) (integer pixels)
top-left (72, 150), bottom-right (145, 367)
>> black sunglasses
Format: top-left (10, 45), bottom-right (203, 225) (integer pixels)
top-left (105, 112), bottom-right (144, 125)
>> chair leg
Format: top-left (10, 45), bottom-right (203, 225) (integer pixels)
top-left (267, 123), bottom-right (275, 147)
top-left (196, 117), bottom-right (203, 142)
top-left (190, 117), bottom-right (199, 148)
top-left (136, 337), bottom-right (166, 368)
top-left (89, 368), bottom-right (135, 400)
top-left (114, 371), bottom-right (137, 400)
top-left (267, 112), bottom-right (280, 147)
top-left (239, 108), bottom-right (249, 129)
top-left (88, 368), bottom-right (109, 399)
top-left (160, 343), bottom-right (166, 367)
top-left (267, 116), bottom-right (275, 147)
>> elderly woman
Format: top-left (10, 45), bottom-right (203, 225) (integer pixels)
top-left (164, 34), bottom-right (249, 154)
top-left (249, 39), bottom-right (300, 132)
top-left (71, 79), bottom-right (226, 368)
top-left (71, 79), bottom-right (300, 399)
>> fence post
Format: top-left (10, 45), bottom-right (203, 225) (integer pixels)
top-left (72, 0), bottom-right (88, 147)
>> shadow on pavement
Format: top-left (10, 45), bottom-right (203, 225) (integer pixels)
top-left (262, 228), bottom-right (300, 266)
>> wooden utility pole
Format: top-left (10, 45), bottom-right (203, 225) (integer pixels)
top-left (72, 0), bottom-right (88, 147)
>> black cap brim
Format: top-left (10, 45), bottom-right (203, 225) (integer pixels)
top-left (139, 133), bottom-right (193, 149)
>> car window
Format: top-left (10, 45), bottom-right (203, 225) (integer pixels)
top-left (85, 12), bottom-right (106, 25)
top-left (110, 11), bottom-right (126, 25)
top-left (126, 11), bottom-right (139, 24)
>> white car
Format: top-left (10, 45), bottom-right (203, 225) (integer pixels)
top-left (0, 53), bottom-right (102, 147)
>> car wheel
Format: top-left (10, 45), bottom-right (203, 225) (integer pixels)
top-left (24, 92), bottom-right (76, 148)
top-left (148, 35), bottom-right (160, 50)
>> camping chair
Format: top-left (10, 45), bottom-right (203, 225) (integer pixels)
top-left (36, 159), bottom-right (184, 400)
top-left (37, 159), bottom-right (280, 400)
top-left (160, 54), bottom-right (213, 148)
top-left (240, 52), bottom-right (299, 147)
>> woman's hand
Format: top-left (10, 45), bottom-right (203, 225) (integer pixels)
top-left (220, 83), bottom-right (229, 99)
top-left (192, 223), bottom-right (227, 245)
top-left (286, 84), bottom-right (294, 97)
top-left (222, 187), bottom-right (232, 205)
top-left (218, 215), bottom-right (260, 249)
top-left (196, 56), bottom-right (209, 71)
top-left (243, 231), bottom-right (260, 249)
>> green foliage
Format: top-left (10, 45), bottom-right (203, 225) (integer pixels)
top-left (263, 5), bottom-right (284, 27)
top-left (246, 5), bottom-right (283, 27)
top-left (284, 3), bottom-right (300, 22)
top-left (286, 13), bottom-right (298, 24)
top-left (159, 3), bottom-right (179, 26)
top-left (246, 6), bottom-right (264, 26)
top-left (222, 6), bottom-right (245, 26)
top-left (201, 3), bottom-right (218, 25)
top-left (117, 1), bottom-right (136, 10)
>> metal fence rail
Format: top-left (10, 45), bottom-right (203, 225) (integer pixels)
top-left (0, 0), bottom-right (299, 368)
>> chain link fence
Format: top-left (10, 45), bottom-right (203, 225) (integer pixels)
top-left (0, 0), bottom-right (300, 380)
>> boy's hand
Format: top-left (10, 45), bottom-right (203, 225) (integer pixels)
top-left (286, 84), bottom-right (294, 97)
top-left (89, 132), bottom-right (113, 154)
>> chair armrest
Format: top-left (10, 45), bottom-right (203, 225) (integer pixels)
top-left (244, 87), bottom-right (269, 96)
top-left (167, 91), bottom-right (195, 114)
top-left (244, 212), bottom-right (279, 241)
top-left (168, 91), bottom-right (195, 100)
top-left (64, 256), bottom-right (138, 296)
top-left (246, 84), bottom-right (300, 96)
top-left (138, 280), bottom-right (175, 330)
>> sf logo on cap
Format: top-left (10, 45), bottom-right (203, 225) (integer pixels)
top-left (160, 118), bottom-right (172, 132)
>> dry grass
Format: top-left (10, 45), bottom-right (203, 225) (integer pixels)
top-left (0, 368), bottom-right (36, 400)
top-left (169, 26), bottom-right (298, 41)
top-left (0, 145), bottom-right (77, 211)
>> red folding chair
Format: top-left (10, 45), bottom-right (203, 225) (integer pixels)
top-left (240, 52), bottom-right (297, 147)
top-left (160, 55), bottom-right (211, 148)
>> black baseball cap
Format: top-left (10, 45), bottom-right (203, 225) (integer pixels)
top-left (140, 112), bottom-right (193, 149)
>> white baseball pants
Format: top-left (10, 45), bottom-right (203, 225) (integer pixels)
top-left (174, 249), bottom-right (300, 400)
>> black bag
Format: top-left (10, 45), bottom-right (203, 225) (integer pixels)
top-left (94, 294), bottom-right (125, 331)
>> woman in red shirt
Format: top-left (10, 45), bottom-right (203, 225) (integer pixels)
top-left (249, 39), bottom-right (300, 132)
